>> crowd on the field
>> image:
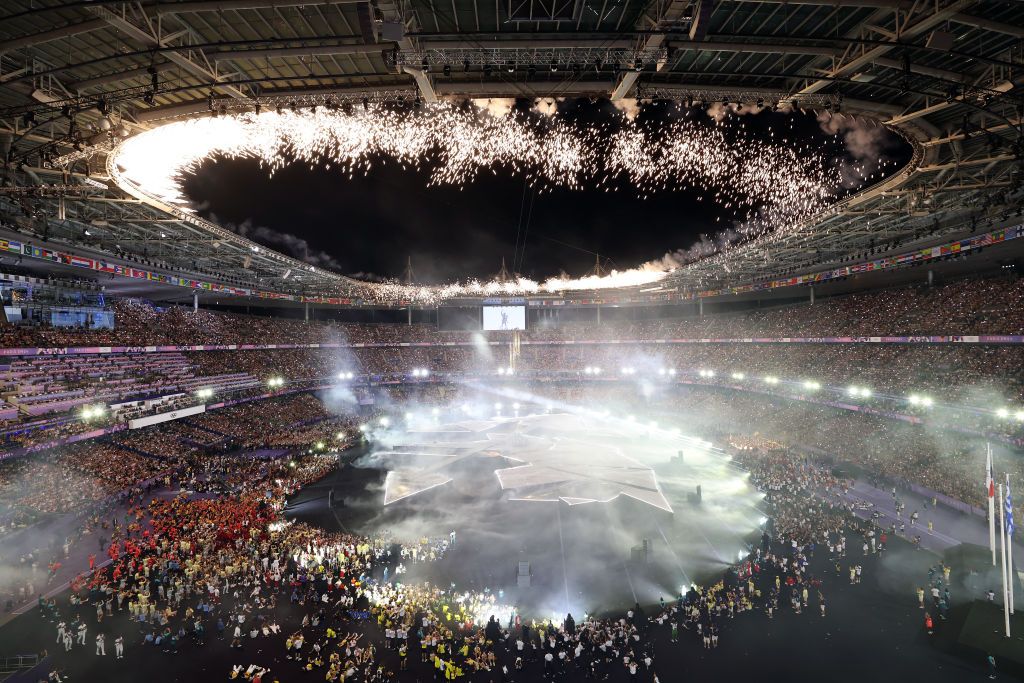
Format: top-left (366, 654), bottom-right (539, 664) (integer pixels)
top-left (17, 415), bottom-right (906, 683)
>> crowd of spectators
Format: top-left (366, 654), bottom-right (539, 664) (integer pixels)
top-left (0, 273), bottom-right (1022, 351)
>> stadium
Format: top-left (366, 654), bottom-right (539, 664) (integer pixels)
top-left (1, 0), bottom-right (1024, 681)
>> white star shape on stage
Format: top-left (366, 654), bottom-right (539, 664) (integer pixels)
top-left (377, 413), bottom-right (673, 512)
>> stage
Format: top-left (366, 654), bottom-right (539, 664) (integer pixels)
top-left (286, 410), bottom-right (765, 617)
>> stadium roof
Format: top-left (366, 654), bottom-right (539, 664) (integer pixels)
top-left (0, 0), bottom-right (1022, 306)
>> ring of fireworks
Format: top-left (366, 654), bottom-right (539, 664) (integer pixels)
top-left (109, 101), bottom-right (843, 297)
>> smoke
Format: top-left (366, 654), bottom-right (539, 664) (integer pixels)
top-left (531, 98), bottom-right (563, 117)
top-left (817, 112), bottom-right (891, 189)
top-left (611, 99), bottom-right (641, 121)
top-left (346, 271), bottom-right (387, 282)
top-left (704, 102), bottom-right (768, 122)
top-left (645, 227), bottom-right (745, 271)
top-left (332, 395), bottom-right (761, 613)
top-left (705, 102), bottom-right (737, 122)
top-left (318, 327), bottom-right (362, 412)
top-left (472, 98), bottom-right (516, 119)
top-left (213, 216), bottom-right (342, 269)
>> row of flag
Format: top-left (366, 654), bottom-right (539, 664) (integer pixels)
top-left (986, 446), bottom-right (1015, 636)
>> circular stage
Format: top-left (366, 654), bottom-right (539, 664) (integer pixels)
top-left (286, 408), bottom-right (765, 619)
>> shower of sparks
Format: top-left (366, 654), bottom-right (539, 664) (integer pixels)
top-left (109, 101), bottom-right (842, 300)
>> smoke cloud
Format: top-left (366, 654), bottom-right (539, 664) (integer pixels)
top-left (611, 99), bottom-right (641, 120)
top-left (531, 98), bottom-right (562, 117)
top-left (213, 216), bottom-right (342, 269)
top-left (472, 98), bottom-right (516, 119)
top-left (817, 112), bottom-right (890, 189)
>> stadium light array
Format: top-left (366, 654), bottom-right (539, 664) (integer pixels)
top-left (996, 407), bottom-right (1010, 419)
top-left (379, 417), bottom-right (391, 427)
top-left (336, 431), bottom-right (346, 440)
top-left (513, 402), bottom-right (521, 411)
top-left (731, 372), bottom-right (745, 380)
top-left (620, 367), bottom-right (636, 376)
top-left (338, 371), bottom-right (355, 380)
top-left (802, 380), bottom-right (821, 391)
top-left (698, 369), bottom-right (715, 378)
top-left (908, 394), bottom-right (934, 408)
top-left (410, 368), bottom-right (430, 378)
top-left (847, 386), bottom-right (872, 398)
top-left (494, 402), bottom-right (503, 411)
top-left (267, 376), bottom-right (284, 388)
top-left (196, 388), bottom-right (214, 399)
top-left (763, 376), bottom-right (779, 385)
top-left (431, 407), bottom-right (440, 416)
top-left (1016, 410), bottom-right (1024, 422)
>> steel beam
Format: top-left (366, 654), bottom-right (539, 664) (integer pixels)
top-left (92, 6), bottom-right (248, 99)
top-left (612, 0), bottom-right (690, 101)
top-left (0, 19), bottom-right (109, 54)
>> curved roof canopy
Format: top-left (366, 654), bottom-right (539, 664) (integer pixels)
top-left (0, 0), bottom-right (1021, 304)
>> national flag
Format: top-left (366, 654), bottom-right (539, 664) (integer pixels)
top-left (1007, 475), bottom-right (1015, 537)
top-left (988, 452), bottom-right (995, 499)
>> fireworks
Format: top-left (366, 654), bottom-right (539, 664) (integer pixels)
top-left (109, 101), bottom-right (841, 301)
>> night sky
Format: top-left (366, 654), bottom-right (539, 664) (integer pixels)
top-left (183, 100), bottom-right (911, 284)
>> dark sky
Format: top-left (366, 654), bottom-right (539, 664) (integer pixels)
top-left (183, 100), bottom-right (911, 284)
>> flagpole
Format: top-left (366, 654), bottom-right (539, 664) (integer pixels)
top-left (999, 482), bottom-right (1011, 638)
top-left (989, 444), bottom-right (997, 566)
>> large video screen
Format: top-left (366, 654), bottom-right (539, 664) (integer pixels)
top-left (482, 305), bottom-right (526, 331)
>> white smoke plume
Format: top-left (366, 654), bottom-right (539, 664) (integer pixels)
top-left (215, 216), bottom-right (342, 269)
top-left (817, 112), bottom-right (889, 189)
top-left (611, 99), bottom-right (642, 120)
top-left (531, 98), bottom-right (562, 117)
top-left (472, 98), bottom-right (516, 118)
